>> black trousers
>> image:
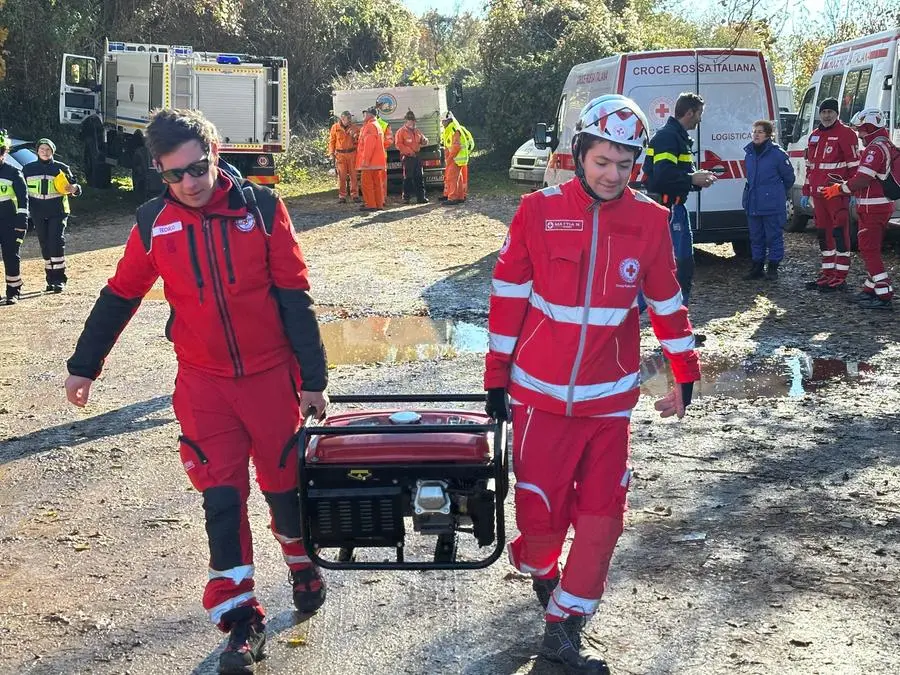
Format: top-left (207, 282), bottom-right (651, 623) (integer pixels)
top-left (0, 221), bottom-right (24, 296)
top-left (32, 214), bottom-right (68, 284)
top-left (401, 155), bottom-right (426, 201)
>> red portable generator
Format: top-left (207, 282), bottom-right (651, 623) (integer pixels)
top-left (294, 394), bottom-right (509, 570)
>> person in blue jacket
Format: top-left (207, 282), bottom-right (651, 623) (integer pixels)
top-left (742, 119), bottom-right (795, 280)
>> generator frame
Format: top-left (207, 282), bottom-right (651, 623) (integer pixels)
top-left (296, 394), bottom-right (509, 571)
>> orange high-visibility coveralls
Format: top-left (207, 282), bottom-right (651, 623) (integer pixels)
top-left (328, 121), bottom-right (359, 199)
top-left (356, 119), bottom-right (386, 209)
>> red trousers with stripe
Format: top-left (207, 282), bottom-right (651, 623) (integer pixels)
top-left (173, 360), bottom-right (311, 630)
top-left (812, 195), bottom-right (851, 283)
top-left (857, 206), bottom-right (894, 300)
top-left (507, 405), bottom-right (630, 620)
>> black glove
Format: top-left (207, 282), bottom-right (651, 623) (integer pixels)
top-left (681, 382), bottom-right (694, 407)
top-left (485, 388), bottom-right (509, 421)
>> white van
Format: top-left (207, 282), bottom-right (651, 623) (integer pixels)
top-left (509, 139), bottom-right (550, 187)
top-left (775, 84), bottom-right (795, 113)
top-left (534, 49), bottom-right (778, 250)
top-left (785, 28), bottom-right (900, 233)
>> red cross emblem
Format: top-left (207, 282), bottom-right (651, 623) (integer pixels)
top-left (655, 103), bottom-right (670, 117)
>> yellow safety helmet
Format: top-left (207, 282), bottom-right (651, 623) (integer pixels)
top-left (53, 171), bottom-right (71, 195)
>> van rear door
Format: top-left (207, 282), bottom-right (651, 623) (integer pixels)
top-left (696, 50), bottom-right (775, 239)
top-left (622, 51), bottom-right (703, 229)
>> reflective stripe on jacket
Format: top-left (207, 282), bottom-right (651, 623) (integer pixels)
top-left (485, 179), bottom-right (700, 417)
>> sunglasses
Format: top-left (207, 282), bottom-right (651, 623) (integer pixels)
top-left (158, 156), bottom-right (212, 184)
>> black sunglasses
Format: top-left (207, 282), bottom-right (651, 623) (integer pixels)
top-left (158, 156), bottom-right (212, 184)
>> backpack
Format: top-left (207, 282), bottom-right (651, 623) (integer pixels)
top-left (135, 180), bottom-right (277, 252)
top-left (871, 136), bottom-right (900, 201)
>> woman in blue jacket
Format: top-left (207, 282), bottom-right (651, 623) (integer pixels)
top-left (742, 120), bottom-right (795, 280)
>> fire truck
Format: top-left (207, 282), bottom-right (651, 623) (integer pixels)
top-left (59, 39), bottom-right (289, 198)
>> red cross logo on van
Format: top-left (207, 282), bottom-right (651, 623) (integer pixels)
top-left (655, 102), bottom-right (669, 117)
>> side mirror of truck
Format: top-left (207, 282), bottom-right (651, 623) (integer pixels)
top-left (534, 123), bottom-right (549, 150)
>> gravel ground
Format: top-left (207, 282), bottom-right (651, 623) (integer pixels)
top-left (1, 185), bottom-right (898, 674)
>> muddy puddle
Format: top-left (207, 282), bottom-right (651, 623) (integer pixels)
top-left (137, 301), bottom-right (874, 398)
top-left (320, 316), bottom-right (488, 365)
top-left (640, 353), bottom-right (874, 399)
top-left (319, 316), bottom-right (873, 398)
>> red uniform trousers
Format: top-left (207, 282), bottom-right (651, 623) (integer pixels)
top-left (857, 205), bottom-right (895, 300)
top-left (173, 360), bottom-right (311, 630)
top-left (812, 195), bottom-right (851, 285)
top-left (335, 151), bottom-right (358, 199)
top-left (360, 169), bottom-right (384, 209)
top-left (507, 405), bottom-right (631, 621)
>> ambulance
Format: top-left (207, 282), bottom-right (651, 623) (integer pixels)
top-left (534, 49), bottom-right (778, 251)
top-left (785, 28), bottom-right (900, 233)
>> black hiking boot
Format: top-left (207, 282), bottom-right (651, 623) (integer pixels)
top-left (291, 565), bottom-right (326, 614)
top-left (853, 291), bottom-right (874, 302)
top-left (533, 573), bottom-right (560, 609)
top-left (218, 613), bottom-right (266, 674)
top-left (804, 275), bottom-right (829, 290)
top-left (764, 261), bottom-right (780, 280)
top-left (858, 296), bottom-right (893, 310)
top-left (540, 615), bottom-right (610, 674)
top-left (743, 261), bottom-right (765, 280)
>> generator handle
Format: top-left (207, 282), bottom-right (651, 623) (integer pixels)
top-left (328, 393), bottom-right (487, 403)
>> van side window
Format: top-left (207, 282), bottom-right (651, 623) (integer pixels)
top-left (554, 94), bottom-right (568, 152)
top-left (816, 73), bottom-right (843, 107)
top-left (797, 87), bottom-right (816, 138)
top-left (839, 67), bottom-right (872, 122)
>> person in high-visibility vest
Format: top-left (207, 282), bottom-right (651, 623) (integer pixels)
top-left (0, 130), bottom-right (29, 304)
top-left (441, 112), bottom-right (471, 205)
top-left (356, 107), bottom-right (386, 210)
top-left (375, 110), bottom-right (394, 204)
top-left (327, 111), bottom-right (360, 203)
top-left (22, 138), bottom-right (81, 292)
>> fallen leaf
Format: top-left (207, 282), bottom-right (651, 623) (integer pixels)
top-left (285, 636), bottom-right (307, 647)
top-left (790, 639), bottom-right (812, 647)
top-left (73, 543), bottom-right (90, 552)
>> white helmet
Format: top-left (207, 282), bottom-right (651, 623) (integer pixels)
top-left (573, 94), bottom-right (650, 151)
top-left (849, 108), bottom-right (886, 130)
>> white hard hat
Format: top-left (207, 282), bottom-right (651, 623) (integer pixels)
top-left (574, 95), bottom-right (650, 151)
top-left (849, 107), bottom-right (886, 130)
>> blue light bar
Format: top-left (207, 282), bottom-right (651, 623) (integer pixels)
top-left (217, 55), bottom-right (241, 65)
top-left (108, 42), bottom-right (126, 52)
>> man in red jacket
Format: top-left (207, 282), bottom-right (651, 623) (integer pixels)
top-left (484, 95), bottom-right (700, 673)
top-left (822, 107), bottom-right (895, 310)
top-left (64, 109), bottom-right (329, 674)
top-left (801, 98), bottom-right (860, 292)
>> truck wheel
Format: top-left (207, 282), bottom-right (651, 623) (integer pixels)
top-left (83, 141), bottom-right (110, 189)
top-left (731, 240), bottom-right (752, 258)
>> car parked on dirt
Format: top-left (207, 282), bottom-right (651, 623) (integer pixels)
top-left (4, 138), bottom-right (38, 170)
top-left (508, 139), bottom-right (549, 188)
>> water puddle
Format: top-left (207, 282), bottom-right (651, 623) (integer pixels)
top-left (139, 301), bottom-right (874, 398)
top-left (640, 353), bottom-right (874, 399)
top-left (321, 316), bottom-right (488, 365)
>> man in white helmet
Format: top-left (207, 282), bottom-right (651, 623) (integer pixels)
top-left (483, 95), bottom-right (700, 673)
top-left (822, 107), bottom-right (896, 310)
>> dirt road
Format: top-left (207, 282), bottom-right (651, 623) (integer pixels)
top-left (1, 186), bottom-right (898, 674)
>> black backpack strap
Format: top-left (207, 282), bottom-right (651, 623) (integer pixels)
top-left (240, 181), bottom-right (278, 235)
top-left (135, 197), bottom-right (167, 252)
